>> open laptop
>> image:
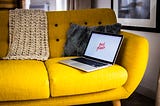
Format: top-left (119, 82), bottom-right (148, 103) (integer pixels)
top-left (59, 31), bottom-right (123, 72)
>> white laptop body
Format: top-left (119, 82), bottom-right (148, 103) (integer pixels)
top-left (59, 31), bottom-right (123, 72)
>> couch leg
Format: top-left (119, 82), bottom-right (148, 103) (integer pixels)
top-left (112, 100), bottom-right (121, 106)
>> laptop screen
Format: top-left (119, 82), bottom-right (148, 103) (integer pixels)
top-left (84, 32), bottom-right (123, 63)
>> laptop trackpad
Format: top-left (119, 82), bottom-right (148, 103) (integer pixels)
top-left (71, 62), bottom-right (95, 67)
top-left (60, 60), bottom-right (96, 70)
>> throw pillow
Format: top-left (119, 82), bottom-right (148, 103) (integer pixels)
top-left (63, 23), bottom-right (122, 56)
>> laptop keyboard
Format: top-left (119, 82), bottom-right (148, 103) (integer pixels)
top-left (72, 58), bottom-right (108, 67)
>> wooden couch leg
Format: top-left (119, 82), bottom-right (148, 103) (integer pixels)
top-left (112, 100), bottom-right (121, 106)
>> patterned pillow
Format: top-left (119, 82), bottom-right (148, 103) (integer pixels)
top-left (63, 23), bottom-right (121, 56)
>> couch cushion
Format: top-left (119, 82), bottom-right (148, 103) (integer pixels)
top-left (0, 60), bottom-right (50, 101)
top-left (45, 57), bottom-right (128, 97)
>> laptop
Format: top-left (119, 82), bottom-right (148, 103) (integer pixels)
top-left (59, 31), bottom-right (123, 72)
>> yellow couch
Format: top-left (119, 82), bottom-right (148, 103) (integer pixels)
top-left (0, 8), bottom-right (149, 106)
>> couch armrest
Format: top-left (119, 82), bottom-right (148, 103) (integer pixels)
top-left (117, 31), bottom-right (149, 96)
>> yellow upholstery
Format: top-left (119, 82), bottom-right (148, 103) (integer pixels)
top-left (0, 87), bottom-right (128, 106)
top-left (0, 8), bottom-right (149, 105)
top-left (0, 60), bottom-right (50, 101)
top-left (47, 9), bottom-right (117, 58)
top-left (0, 10), bottom-right (9, 58)
top-left (119, 31), bottom-right (149, 96)
top-left (0, 9), bottom-right (117, 58)
top-left (45, 57), bottom-right (128, 97)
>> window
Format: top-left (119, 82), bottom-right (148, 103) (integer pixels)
top-left (29, 0), bottom-right (63, 11)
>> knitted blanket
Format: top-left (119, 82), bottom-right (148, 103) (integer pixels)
top-left (3, 9), bottom-right (49, 61)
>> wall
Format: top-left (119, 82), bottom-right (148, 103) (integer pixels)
top-left (93, 0), bottom-right (160, 99)
top-left (92, 0), bottom-right (111, 8)
top-left (30, 0), bottom-right (56, 10)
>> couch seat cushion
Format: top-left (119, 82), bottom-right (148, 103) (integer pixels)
top-left (0, 60), bottom-right (50, 101)
top-left (45, 57), bottom-right (128, 97)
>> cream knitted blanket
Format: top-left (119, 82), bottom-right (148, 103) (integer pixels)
top-left (3, 9), bottom-right (49, 61)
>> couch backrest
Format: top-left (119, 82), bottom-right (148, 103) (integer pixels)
top-left (47, 8), bottom-right (117, 58)
top-left (0, 10), bottom-right (9, 58)
top-left (0, 8), bottom-right (117, 58)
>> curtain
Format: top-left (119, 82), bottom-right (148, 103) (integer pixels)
top-left (66, 0), bottom-right (91, 10)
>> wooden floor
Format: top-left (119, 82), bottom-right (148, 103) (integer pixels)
top-left (78, 92), bottom-right (155, 106)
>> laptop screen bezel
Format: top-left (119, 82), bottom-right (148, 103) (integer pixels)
top-left (83, 31), bottom-right (124, 64)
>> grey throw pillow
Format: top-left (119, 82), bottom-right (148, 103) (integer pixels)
top-left (63, 23), bottom-right (121, 56)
